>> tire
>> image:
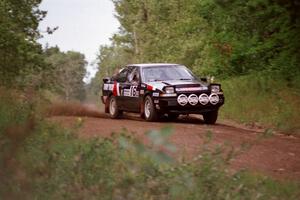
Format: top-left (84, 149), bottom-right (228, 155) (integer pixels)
top-left (108, 96), bottom-right (122, 119)
top-left (167, 113), bottom-right (179, 121)
top-left (144, 96), bottom-right (158, 121)
top-left (203, 110), bottom-right (218, 124)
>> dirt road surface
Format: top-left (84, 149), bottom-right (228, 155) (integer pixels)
top-left (50, 111), bottom-right (300, 181)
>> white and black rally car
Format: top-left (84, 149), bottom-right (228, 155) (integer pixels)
top-left (101, 63), bottom-right (224, 124)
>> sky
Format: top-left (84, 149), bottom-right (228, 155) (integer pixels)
top-left (38, 0), bottom-right (120, 83)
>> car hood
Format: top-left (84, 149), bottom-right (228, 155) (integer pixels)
top-left (144, 80), bottom-right (209, 91)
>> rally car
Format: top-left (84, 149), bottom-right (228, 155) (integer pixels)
top-left (101, 63), bottom-right (224, 124)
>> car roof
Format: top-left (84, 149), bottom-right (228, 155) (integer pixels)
top-left (127, 63), bottom-right (181, 68)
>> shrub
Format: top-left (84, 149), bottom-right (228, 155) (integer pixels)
top-left (220, 73), bottom-right (300, 134)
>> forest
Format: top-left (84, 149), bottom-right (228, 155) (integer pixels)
top-left (0, 0), bottom-right (86, 100)
top-left (94, 0), bottom-right (300, 78)
top-left (89, 0), bottom-right (300, 132)
top-left (1, 0), bottom-right (300, 199)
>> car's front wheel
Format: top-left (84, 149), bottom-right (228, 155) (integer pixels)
top-left (202, 110), bottom-right (218, 124)
top-left (109, 96), bottom-right (122, 119)
top-left (144, 96), bottom-right (158, 121)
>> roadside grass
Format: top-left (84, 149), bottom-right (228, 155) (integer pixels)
top-left (1, 89), bottom-right (299, 199)
top-left (220, 73), bottom-right (300, 134)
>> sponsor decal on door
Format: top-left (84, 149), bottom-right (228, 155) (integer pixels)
top-left (123, 86), bottom-right (139, 97)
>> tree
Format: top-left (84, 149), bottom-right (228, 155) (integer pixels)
top-left (87, 43), bottom-right (133, 98)
top-left (108, 0), bottom-right (300, 78)
top-left (45, 47), bottom-right (87, 101)
top-left (0, 0), bottom-right (47, 86)
top-left (90, 0), bottom-right (300, 96)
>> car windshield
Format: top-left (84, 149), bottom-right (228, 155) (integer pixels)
top-left (142, 65), bottom-right (196, 82)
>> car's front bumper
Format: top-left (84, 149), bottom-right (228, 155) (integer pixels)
top-left (153, 95), bottom-right (224, 114)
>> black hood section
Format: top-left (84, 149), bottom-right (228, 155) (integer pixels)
top-left (144, 79), bottom-right (209, 91)
top-left (161, 80), bottom-right (208, 87)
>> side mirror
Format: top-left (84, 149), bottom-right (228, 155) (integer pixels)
top-left (200, 77), bottom-right (207, 82)
top-left (103, 77), bottom-right (111, 83)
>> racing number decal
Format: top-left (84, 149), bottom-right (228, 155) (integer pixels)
top-left (123, 86), bottom-right (139, 97)
top-left (131, 86), bottom-right (138, 97)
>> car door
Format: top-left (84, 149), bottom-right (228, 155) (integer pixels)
top-left (114, 67), bottom-right (129, 109)
top-left (120, 66), bottom-right (141, 112)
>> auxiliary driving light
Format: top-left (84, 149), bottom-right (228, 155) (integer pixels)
top-left (199, 94), bottom-right (209, 105)
top-left (188, 94), bottom-right (198, 106)
top-left (177, 94), bottom-right (188, 106)
top-left (209, 93), bottom-right (219, 105)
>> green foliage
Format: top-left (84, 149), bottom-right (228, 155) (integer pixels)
top-left (0, 90), bottom-right (31, 133)
top-left (86, 0), bottom-right (300, 131)
top-left (0, 94), bottom-right (299, 199)
top-left (107, 0), bottom-right (300, 79)
top-left (44, 47), bottom-right (87, 101)
top-left (192, 0), bottom-right (300, 78)
top-left (87, 44), bottom-right (133, 98)
top-left (0, 0), bottom-right (47, 86)
top-left (220, 72), bottom-right (300, 133)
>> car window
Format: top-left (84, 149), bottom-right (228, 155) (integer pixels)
top-left (127, 67), bottom-right (140, 84)
top-left (116, 68), bottom-right (128, 82)
top-left (142, 65), bottom-right (196, 82)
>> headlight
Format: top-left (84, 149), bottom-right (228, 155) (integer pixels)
top-left (211, 85), bottom-right (220, 93)
top-left (165, 87), bottom-right (175, 94)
